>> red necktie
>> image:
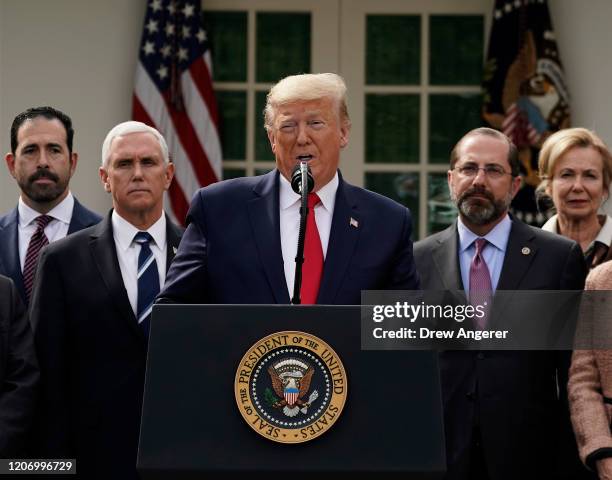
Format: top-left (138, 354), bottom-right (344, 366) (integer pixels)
top-left (301, 193), bottom-right (323, 304)
top-left (23, 214), bottom-right (53, 303)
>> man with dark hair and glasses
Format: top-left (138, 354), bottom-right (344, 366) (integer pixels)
top-left (1, 106), bottom-right (101, 304)
top-left (413, 127), bottom-right (587, 479)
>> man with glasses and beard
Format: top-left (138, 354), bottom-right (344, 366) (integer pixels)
top-left (414, 128), bottom-right (587, 480)
top-left (1, 107), bottom-right (101, 304)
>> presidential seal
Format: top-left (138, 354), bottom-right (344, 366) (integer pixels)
top-left (235, 331), bottom-right (347, 444)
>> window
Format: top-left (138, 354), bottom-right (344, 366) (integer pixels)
top-left (203, 0), bottom-right (490, 239)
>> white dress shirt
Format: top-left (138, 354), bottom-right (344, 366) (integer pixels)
top-left (18, 192), bottom-right (74, 270)
top-left (111, 211), bottom-right (167, 317)
top-left (279, 172), bottom-right (338, 298)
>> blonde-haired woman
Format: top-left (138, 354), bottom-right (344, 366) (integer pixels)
top-left (538, 127), bottom-right (612, 269)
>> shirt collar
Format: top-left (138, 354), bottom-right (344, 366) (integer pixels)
top-left (18, 191), bottom-right (74, 227)
top-left (594, 215), bottom-right (612, 247)
top-left (457, 213), bottom-right (512, 253)
top-left (279, 170), bottom-right (339, 213)
top-left (542, 214), bottom-right (612, 248)
top-left (111, 210), bottom-right (166, 252)
top-left (541, 214), bottom-right (558, 233)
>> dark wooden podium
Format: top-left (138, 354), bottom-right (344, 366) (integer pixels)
top-left (137, 305), bottom-right (445, 478)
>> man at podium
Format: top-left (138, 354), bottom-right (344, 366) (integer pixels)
top-left (158, 73), bottom-right (420, 305)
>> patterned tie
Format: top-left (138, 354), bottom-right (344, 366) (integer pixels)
top-left (301, 193), bottom-right (323, 304)
top-left (134, 232), bottom-right (160, 339)
top-left (23, 214), bottom-right (54, 304)
top-left (469, 238), bottom-right (493, 330)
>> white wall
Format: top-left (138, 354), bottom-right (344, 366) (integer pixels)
top-left (550, 0), bottom-right (612, 214)
top-left (1, 0), bottom-right (611, 215)
top-left (0, 0), bottom-right (146, 216)
top-left (551, 0), bottom-right (612, 140)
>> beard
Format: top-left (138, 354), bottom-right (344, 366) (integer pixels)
top-left (18, 169), bottom-right (68, 204)
top-left (452, 185), bottom-right (513, 226)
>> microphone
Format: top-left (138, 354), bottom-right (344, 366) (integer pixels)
top-left (291, 162), bottom-right (314, 195)
top-left (290, 161), bottom-right (314, 305)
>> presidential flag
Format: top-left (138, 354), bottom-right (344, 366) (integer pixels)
top-left (482, 0), bottom-right (570, 225)
top-left (133, 0), bottom-right (222, 225)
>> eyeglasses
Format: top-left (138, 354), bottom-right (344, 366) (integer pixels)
top-left (453, 164), bottom-right (512, 179)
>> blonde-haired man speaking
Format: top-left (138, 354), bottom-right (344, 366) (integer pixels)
top-left (159, 73), bottom-right (420, 305)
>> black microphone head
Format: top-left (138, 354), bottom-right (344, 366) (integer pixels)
top-left (290, 163), bottom-right (315, 194)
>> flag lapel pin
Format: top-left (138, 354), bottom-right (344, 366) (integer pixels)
top-left (349, 217), bottom-right (359, 228)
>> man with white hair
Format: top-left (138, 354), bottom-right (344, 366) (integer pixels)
top-left (159, 72), bottom-right (419, 305)
top-left (30, 121), bottom-right (182, 479)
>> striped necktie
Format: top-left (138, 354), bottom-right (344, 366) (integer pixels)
top-left (23, 214), bottom-right (53, 304)
top-left (133, 232), bottom-right (159, 339)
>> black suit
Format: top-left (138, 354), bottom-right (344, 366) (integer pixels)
top-left (0, 198), bottom-right (101, 303)
top-left (414, 219), bottom-right (587, 480)
top-left (0, 274), bottom-right (38, 456)
top-left (30, 212), bottom-right (182, 479)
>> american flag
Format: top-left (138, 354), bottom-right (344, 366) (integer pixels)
top-left (133, 0), bottom-right (222, 225)
top-left (482, 0), bottom-right (570, 225)
top-left (284, 388), bottom-right (299, 406)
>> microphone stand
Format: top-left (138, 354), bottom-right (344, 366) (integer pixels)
top-left (291, 162), bottom-right (309, 305)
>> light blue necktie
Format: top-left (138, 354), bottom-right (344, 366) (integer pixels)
top-left (133, 232), bottom-right (159, 339)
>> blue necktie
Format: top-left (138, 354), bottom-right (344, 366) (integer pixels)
top-left (133, 232), bottom-right (159, 339)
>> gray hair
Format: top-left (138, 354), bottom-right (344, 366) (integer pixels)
top-left (101, 121), bottom-right (169, 168)
top-left (450, 127), bottom-right (520, 177)
top-left (264, 73), bottom-right (351, 132)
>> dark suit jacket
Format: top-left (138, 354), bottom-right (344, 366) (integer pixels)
top-left (0, 274), bottom-right (38, 456)
top-left (30, 212), bottom-right (182, 480)
top-left (414, 219), bottom-right (587, 480)
top-left (0, 198), bottom-right (102, 303)
top-left (158, 169), bottom-right (419, 304)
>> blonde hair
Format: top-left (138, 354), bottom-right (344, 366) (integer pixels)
top-left (538, 127), bottom-right (612, 193)
top-left (101, 121), bottom-right (169, 168)
top-left (264, 73), bottom-right (351, 132)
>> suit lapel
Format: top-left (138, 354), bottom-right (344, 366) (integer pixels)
top-left (68, 197), bottom-right (102, 234)
top-left (165, 217), bottom-right (182, 272)
top-left (317, 177), bottom-right (360, 304)
top-left (247, 171), bottom-right (290, 304)
top-left (0, 208), bottom-right (26, 299)
top-left (487, 220), bottom-right (537, 328)
top-left (432, 223), bottom-right (464, 291)
top-left (497, 220), bottom-right (538, 290)
top-left (68, 198), bottom-right (87, 234)
top-left (89, 213), bottom-right (144, 341)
